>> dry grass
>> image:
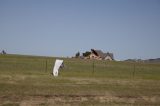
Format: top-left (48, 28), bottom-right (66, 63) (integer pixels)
top-left (0, 54), bottom-right (160, 106)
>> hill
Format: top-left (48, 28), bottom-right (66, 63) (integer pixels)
top-left (146, 58), bottom-right (160, 63)
top-left (0, 54), bottom-right (160, 106)
top-left (125, 58), bottom-right (160, 63)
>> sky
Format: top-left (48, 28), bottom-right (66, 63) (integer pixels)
top-left (0, 0), bottom-right (160, 60)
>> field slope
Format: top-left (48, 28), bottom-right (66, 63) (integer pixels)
top-left (0, 54), bottom-right (160, 106)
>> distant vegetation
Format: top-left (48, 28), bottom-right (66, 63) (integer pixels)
top-left (75, 51), bottom-right (80, 58)
top-left (83, 51), bottom-right (91, 57)
top-left (0, 54), bottom-right (160, 106)
top-left (125, 58), bottom-right (160, 63)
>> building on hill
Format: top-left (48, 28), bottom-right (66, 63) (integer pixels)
top-left (84, 49), bottom-right (114, 61)
top-left (1, 50), bottom-right (6, 55)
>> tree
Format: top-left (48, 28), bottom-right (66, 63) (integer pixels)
top-left (75, 52), bottom-right (80, 58)
top-left (83, 51), bottom-right (91, 57)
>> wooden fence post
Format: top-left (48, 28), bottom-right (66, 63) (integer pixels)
top-left (133, 63), bottom-right (136, 79)
top-left (92, 60), bottom-right (95, 75)
top-left (45, 59), bottom-right (47, 72)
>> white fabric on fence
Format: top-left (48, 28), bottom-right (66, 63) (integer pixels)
top-left (53, 59), bottom-right (63, 76)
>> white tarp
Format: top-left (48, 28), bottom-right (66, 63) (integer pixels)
top-left (53, 59), bottom-right (63, 76)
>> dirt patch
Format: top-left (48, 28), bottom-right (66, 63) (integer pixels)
top-left (67, 77), bottom-right (137, 85)
top-left (0, 95), bottom-right (159, 106)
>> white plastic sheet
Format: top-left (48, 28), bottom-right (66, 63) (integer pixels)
top-left (53, 59), bottom-right (63, 76)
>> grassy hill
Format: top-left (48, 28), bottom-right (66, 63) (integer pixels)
top-left (0, 54), bottom-right (160, 106)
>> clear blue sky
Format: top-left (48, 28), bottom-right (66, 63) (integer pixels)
top-left (0, 0), bottom-right (160, 60)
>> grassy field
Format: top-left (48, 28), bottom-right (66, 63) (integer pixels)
top-left (0, 54), bottom-right (160, 106)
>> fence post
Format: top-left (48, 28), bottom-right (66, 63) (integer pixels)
top-left (92, 60), bottom-right (95, 75)
top-left (133, 63), bottom-right (136, 79)
top-left (45, 59), bottom-right (47, 72)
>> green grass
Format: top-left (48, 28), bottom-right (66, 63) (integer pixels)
top-left (0, 54), bottom-right (160, 106)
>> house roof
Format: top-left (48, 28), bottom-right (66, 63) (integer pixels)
top-left (91, 49), bottom-right (104, 57)
top-left (105, 52), bottom-right (114, 60)
top-left (91, 49), bottom-right (114, 60)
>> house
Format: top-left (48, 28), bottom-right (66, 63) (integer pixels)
top-left (1, 50), bottom-right (6, 55)
top-left (87, 49), bottom-right (114, 61)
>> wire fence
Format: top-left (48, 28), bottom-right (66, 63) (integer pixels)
top-left (0, 56), bottom-right (160, 79)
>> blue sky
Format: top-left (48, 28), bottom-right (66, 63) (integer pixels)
top-left (0, 0), bottom-right (160, 60)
